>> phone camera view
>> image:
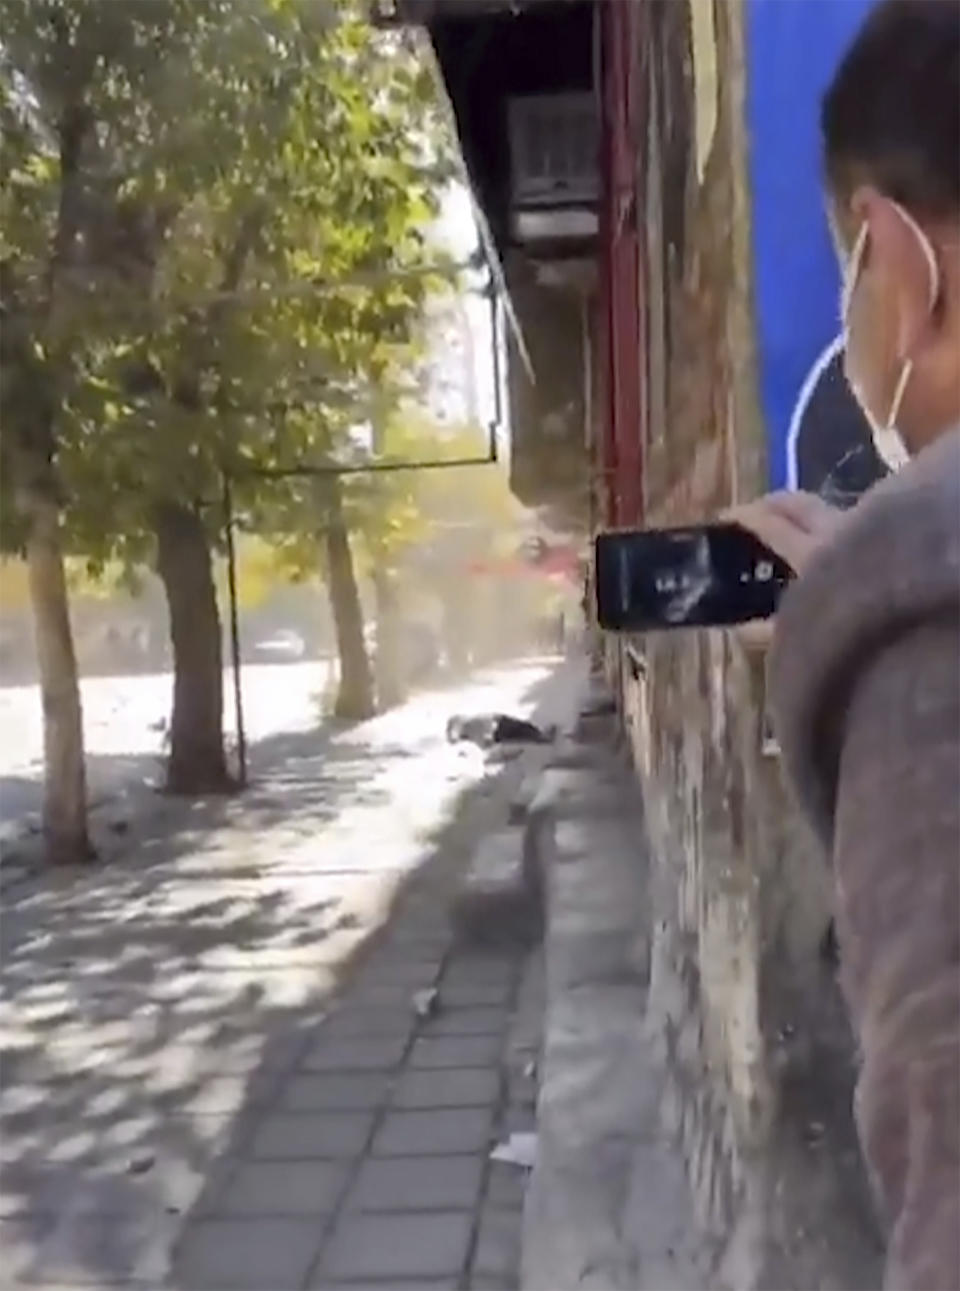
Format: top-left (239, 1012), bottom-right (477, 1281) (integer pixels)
top-left (595, 525), bottom-right (794, 633)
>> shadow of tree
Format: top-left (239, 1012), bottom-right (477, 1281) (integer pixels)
top-left (0, 660), bottom-right (574, 1286)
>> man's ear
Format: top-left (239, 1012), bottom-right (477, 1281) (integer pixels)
top-left (866, 194), bottom-right (939, 359)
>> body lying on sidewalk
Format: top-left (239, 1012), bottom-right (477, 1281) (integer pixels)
top-left (446, 713), bottom-right (557, 748)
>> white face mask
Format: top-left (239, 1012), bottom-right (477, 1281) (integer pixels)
top-left (840, 204), bottom-right (940, 470)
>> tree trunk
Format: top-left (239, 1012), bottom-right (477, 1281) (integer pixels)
top-left (374, 566), bottom-right (405, 710)
top-left (323, 482), bottom-right (375, 721)
top-left (154, 502), bottom-right (231, 794)
top-left (23, 487), bottom-right (92, 863)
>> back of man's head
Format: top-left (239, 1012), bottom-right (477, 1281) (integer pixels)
top-left (822, 0), bottom-right (960, 219)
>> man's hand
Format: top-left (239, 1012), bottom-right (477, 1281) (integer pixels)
top-left (724, 491), bottom-right (845, 653)
top-left (724, 490), bottom-right (844, 576)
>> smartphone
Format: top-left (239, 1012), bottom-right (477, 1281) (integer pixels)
top-left (594, 523), bottom-right (794, 632)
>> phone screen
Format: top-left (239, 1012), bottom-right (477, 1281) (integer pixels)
top-left (594, 524), bottom-right (794, 632)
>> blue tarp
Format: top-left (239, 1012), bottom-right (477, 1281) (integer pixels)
top-left (745, 0), bottom-right (877, 489)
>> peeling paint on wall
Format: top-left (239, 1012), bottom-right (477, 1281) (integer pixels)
top-left (689, 0), bottom-right (718, 185)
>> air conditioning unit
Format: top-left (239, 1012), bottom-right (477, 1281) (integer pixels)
top-left (508, 92), bottom-right (598, 243)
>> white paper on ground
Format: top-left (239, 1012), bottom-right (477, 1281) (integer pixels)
top-left (490, 1131), bottom-right (538, 1169)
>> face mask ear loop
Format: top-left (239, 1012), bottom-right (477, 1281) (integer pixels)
top-left (893, 201), bottom-right (940, 313)
top-left (841, 222), bottom-right (869, 325)
top-left (884, 205), bottom-right (937, 447)
top-left (887, 358), bottom-right (913, 431)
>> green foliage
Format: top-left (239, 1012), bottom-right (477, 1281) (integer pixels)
top-left (0, 0), bottom-right (456, 568)
top-left (259, 400), bottom-right (523, 599)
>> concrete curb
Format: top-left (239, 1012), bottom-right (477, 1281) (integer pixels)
top-left (520, 715), bottom-right (711, 1291)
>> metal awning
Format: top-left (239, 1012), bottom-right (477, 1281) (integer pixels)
top-left (372, 0), bottom-right (580, 24)
top-left (371, 0), bottom-right (596, 533)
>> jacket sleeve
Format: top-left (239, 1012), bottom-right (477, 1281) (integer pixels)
top-left (832, 615), bottom-right (960, 1291)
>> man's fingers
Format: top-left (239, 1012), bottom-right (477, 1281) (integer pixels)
top-left (724, 491), bottom-right (836, 535)
top-left (755, 490), bottom-right (840, 534)
top-left (724, 491), bottom-right (843, 575)
top-left (735, 617), bottom-right (776, 654)
top-left (724, 505), bottom-right (804, 571)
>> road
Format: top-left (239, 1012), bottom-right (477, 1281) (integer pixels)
top-left (0, 657), bottom-right (568, 843)
top-left (0, 661), bottom-right (337, 840)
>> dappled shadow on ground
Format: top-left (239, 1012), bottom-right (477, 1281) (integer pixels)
top-left (2, 753), bottom-right (165, 858)
top-left (0, 658), bottom-right (575, 1285)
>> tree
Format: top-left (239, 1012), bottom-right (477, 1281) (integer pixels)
top-left (362, 417), bottom-right (527, 674)
top-left (259, 396), bottom-right (530, 706)
top-left (320, 475), bottom-right (377, 719)
top-left (1, 10), bottom-right (101, 860)
top-left (2, 0), bottom-right (452, 801)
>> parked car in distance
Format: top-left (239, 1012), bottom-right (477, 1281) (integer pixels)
top-left (250, 629), bottom-right (307, 662)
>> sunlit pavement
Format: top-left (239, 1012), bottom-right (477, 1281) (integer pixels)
top-left (0, 661), bottom-right (335, 840)
top-left (0, 656), bottom-right (581, 1289)
top-left (0, 658), bottom-right (564, 841)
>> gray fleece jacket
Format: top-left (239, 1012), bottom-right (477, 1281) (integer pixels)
top-left (771, 428), bottom-right (960, 1291)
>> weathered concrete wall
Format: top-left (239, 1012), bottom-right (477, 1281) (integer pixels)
top-left (612, 2), bottom-right (882, 1285)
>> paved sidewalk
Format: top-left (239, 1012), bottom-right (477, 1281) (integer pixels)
top-left (4, 912), bottom-right (539, 1290)
top-left (1, 660), bottom-right (579, 1290)
top-left (168, 928), bottom-right (541, 1290)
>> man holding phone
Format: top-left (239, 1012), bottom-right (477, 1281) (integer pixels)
top-left (732, 5), bottom-right (960, 1287)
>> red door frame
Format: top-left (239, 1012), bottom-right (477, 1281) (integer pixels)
top-left (598, 0), bottom-right (645, 529)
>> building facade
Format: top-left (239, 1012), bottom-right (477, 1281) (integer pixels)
top-left (380, 0), bottom-right (883, 1278)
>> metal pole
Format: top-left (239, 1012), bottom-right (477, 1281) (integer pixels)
top-left (488, 284), bottom-right (502, 460)
top-left (234, 453), bottom-right (498, 481)
top-left (222, 474), bottom-right (247, 786)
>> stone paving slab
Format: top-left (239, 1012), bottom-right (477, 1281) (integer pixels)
top-left (352, 957), bottom-right (444, 989)
top-left (315, 1210), bottom-right (474, 1282)
top-left (172, 1216), bottom-right (324, 1289)
top-left (277, 1072), bottom-right (393, 1112)
top-left (436, 980), bottom-right (514, 1006)
top-left (316, 1005), bottom-right (417, 1038)
top-left (346, 1154), bottom-right (485, 1212)
top-left (197, 1159), bottom-right (351, 1217)
top-left (247, 1110), bottom-right (375, 1160)
top-left (423, 1005), bottom-right (509, 1036)
top-left (371, 1106), bottom-right (495, 1157)
top-left (318, 1283), bottom-right (457, 1291)
top-left (390, 1066), bottom-right (500, 1109)
top-left (409, 1033), bottom-right (503, 1069)
top-left (347, 980), bottom-right (445, 1006)
top-left (301, 1034), bottom-right (409, 1073)
top-left (444, 958), bottom-right (518, 988)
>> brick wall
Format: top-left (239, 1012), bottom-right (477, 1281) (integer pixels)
top-left (606, 2), bottom-right (882, 1283)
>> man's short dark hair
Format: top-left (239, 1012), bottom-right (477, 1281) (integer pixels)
top-left (822, 0), bottom-right (960, 219)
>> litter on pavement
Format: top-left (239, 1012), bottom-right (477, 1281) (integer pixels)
top-left (411, 987), bottom-right (441, 1018)
top-left (491, 1131), bottom-right (538, 1169)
